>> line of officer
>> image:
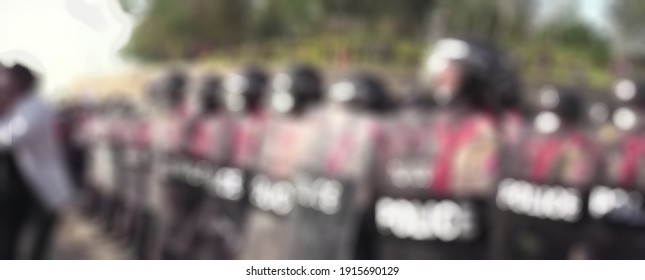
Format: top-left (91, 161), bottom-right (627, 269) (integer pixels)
top-left (73, 37), bottom-right (645, 260)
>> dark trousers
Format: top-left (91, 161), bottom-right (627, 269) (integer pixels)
top-left (0, 183), bottom-right (59, 259)
top-left (0, 177), bottom-right (33, 259)
top-left (29, 206), bottom-right (59, 260)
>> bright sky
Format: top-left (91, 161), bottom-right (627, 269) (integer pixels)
top-left (536, 0), bottom-right (611, 32)
top-left (0, 0), bottom-right (614, 97)
top-left (580, 0), bottom-right (611, 31)
top-left (0, 0), bottom-right (135, 96)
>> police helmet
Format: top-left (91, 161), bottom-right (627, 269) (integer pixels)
top-left (611, 79), bottom-right (645, 130)
top-left (223, 66), bottom-right (268, 113)
top-left (270, 64), bottom-right (323, 114)
top-left (533, 85), bottom-right (584, 133)
top-left (328, 72), bottom-right (392, 113)
top-left (422, 38), bottom-right (508, 111)
top-left (195, 74), bottom-right (222, 114)
top-left (158, 68), bottom-right (187, 108)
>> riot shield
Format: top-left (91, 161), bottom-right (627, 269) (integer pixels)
top-left (179, 113), bottom-right (242, 259)
top-left (285, 107), bottom-right (383, 260)
top-left (585, 129), bottom-right (645, 259)
top-left (113, 112), bottom-right (154, 256)
top-left (493, 124), bottom-right (596, 259)
top-left (372, 109), bottom-right (496, 259)
top-left (238, 112), bottom-right (313, 259)
top-left (145, 111), bottom-right (196, 259)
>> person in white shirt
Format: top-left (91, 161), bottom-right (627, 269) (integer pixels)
top-left (0, 63), bottom-right (74, 259)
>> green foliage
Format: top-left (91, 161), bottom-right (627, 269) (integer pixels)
top-left (123, 0), bottom-right (615, 88)
top-left (124, 0), bottom-right (247, 60)
top-left (612, 0), bottom-right (645, 37)
top-left (537, 18), bottom-right (610, 66)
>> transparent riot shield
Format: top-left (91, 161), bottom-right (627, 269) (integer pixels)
top-left (83, 107), bottom-right (113, 219)
top-left (372, 109), bottom-right (496, 259)
top-left (285, 106), bottom-right (385, 260)
top-left (584, 130), bottom-right (645, 259)
top-left (113, 113), bottom-right (153, 257)
top-left (493, 124), bottom-right (596, 259)
top-left (237, 112), bottom-right (311, 259)
top-left (146, 111), bottom-right (195, 259)
top-left (100, 107), bottom-right (129, 234)
top-left (178, 113), bottom-right (240, 259)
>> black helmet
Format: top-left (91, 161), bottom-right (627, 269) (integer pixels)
top-left (611, 79), bottom-right (645, 130)
top-left (223, 66), bottom-right (268, 113)
top-left (612, 79), bottom-right (645, 108)
top-left (328, 72), bottom-right (392, 113)
top-left (195, 74), bottom-right (222, 114)
top-left (158, 68), bottom-right (187, 108)
top-left (533, 85), bottom-right (584, 133)
top-left (270, 64), bottom-right (323, 114)
top-left (422, 37), bottom-right (508, 111)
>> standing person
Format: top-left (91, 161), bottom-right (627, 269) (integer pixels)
top-left (371, 38), bottom-right (505, 259)
top-left (494, 85), bottom-right (598, 259)
top-left (582, 79), bottom-right (645, 259)
top-left (0, 63), bottom-right (74, 259)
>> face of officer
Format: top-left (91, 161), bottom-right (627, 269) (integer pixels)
top-left (423, 39), bottom-right (472, 106)
top-left (432, 62), bottom-right (464, 106)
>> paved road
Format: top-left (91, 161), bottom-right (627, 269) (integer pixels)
top-left (51, 211), bottom-right (132, 260)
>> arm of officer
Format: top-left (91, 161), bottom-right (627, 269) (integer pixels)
top-left (0, 97), bottom-right (49, 148)
top-left (2, 98), bottom-right (75, 211)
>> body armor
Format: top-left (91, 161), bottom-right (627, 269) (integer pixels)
top-left (493, 86), bottom-right (599, 259)
top-left (583, 79), bottom-right (645, 259)
top-left (371, 38), bottom-right (504, 259)
top-left (285, 73), bottom-right (392, 260)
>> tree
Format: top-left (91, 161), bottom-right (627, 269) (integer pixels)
top-left (124, 0), bottom-right (248, 60)
top-left (428, 0), bottom-right (535, 43)
top-left (611, 0), bottom-right (645, 67)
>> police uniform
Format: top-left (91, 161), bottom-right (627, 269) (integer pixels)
top-left (582, 79), bottom-right (645, 259)
top-left (145, 70), bottom-right (196, 259)
top-left (372, 38), bottom-right (505, 259)
top-left (176, 74), bottom-right (240, 259)
top-left (494, 86), bottom-right (598, 259)
top-left (284, 71), bottom-right (395, 260)
top-left (236, 65), bottom-right (327, 259)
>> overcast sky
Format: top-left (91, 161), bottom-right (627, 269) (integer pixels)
top-left (0, 0), bottom-right (135, 96)
top-left (536, 0), bottom-right (611, 32)
top-left (0, 0), bottom-right (614, 97)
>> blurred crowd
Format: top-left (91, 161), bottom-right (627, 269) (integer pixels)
top-left (4, 36), bottom-right (645, 259)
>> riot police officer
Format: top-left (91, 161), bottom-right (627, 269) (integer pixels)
top-left (109, 99), bottom-right (154, 255)
top-left (224, 66), bottom-right (270, 171)
top-left (372, 38), bottom-right (505, 259)
top-left (145, 68), bottom-right (194, 259)
top-left (91, 97), bottom-right (134, 233)
top-left (84, 98), bottom-right (120, 221)
top-left (239, 65), bottom-right (328, 259)
top-left (294, 72), bottom-right (397, 260)
top-left (494, 85), bottom-right (598, 259)
top-left (198, 66), bottom-right (270, 259)
top-left (583, 79), bottom-right (645, 259)
top-left (174, 73), bottom-right (239, 259)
